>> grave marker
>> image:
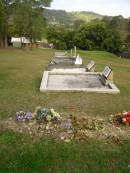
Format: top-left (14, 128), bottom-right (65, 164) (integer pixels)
top-left (86, 60), bottom-right (95, 71)
top-left (102, 66), bottom-right (112, 79)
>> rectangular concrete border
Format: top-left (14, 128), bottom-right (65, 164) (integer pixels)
top-left (40, 71), bottom-right (120, 94)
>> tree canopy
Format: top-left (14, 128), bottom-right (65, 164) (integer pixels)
top-left (75, 22), bottom-right (122, 53)
top-left (0, 0), bottom-right (52, 48)
top-left (47, 21), bottom-right (122, 53)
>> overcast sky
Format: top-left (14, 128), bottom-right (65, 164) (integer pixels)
top-left (49, 0), bottom-right (130, 18)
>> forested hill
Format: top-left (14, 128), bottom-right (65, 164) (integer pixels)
top-left (44, 9), bottom-right (103, 25)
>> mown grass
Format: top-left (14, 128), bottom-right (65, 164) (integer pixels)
top-left (1, 130), bottom-right (130, 173)
top-left (0, 48), bottom-right (130, 173)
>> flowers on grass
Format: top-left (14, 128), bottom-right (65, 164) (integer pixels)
top-left (16, 107), bottom-right (61, 122)
top-left (109, 111), bottom-right (130, 125)
top-left (16, 111), bottom-right (32, 122)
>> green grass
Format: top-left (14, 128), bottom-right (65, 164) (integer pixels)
top-left (0, 48), bottom-right (130, 173)
top-left (0, 48), bottom-right (130, 118)
top-left (1, 130), bottom-right (130, 173)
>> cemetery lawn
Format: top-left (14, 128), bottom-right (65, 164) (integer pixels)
top-left (0, 48), bottom-right (130, 173)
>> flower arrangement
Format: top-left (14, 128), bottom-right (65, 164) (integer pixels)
top-left (16, 107), bottom-right (61, 122)
top-left (34, 107), bottom-right (61, 122)
top-left (109, 111), bottom-right (130, 125)
top-left (16, 111), bottom-right (32, 122)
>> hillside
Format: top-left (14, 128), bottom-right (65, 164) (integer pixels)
top-left (71, 11), bottom-right (103, 23)
top-left (44, 9), bottom-right (103, 25)
top-left (44, 9), bottom-right (129, 44)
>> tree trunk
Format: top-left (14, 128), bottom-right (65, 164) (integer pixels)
top-left (30, 38), bottom-right (33, 50)
top-left (4, 35), bottom-right (8, 48)
top-left (0, 37), bottom-right (4, 48)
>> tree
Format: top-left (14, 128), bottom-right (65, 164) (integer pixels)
top-left (0, 0), bottom-right (12, 48)
top-left (74, 21), bottom-right (122, 53)
top-left (64, 30), bottom-right (75, 49)
top-left (75, 22), bottom-right (107, 50)
top-left (103, 31), bottom-right (122, 53)
top-left (102, 15), bottom-right (129, 46)
top-left (0, 2), bottom-right (5, 48)
top-left (73, 19), bottom-right (86, 30)
top-left (47, 26), bottom-right (75, 50)
top-left (126, 17), bottom-right (130, 50)
top-left (12, 2), bottom-right (46, 44)
top-left (0, 0), bottom-right (52, 48)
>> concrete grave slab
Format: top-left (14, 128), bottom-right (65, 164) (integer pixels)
top-left (51, 57), bottom-right (76, 65)
top-left (54, 52), bottom-right (67, 57)
top-left (40, 71), bottom-right (120, 94)
top-left (47, 55), bottom-right (85, 71)
top-left (48, 58), bottom-right (96, 73)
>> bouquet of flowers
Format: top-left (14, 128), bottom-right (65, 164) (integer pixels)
top-left (16, 111), bottom-right (32, 122)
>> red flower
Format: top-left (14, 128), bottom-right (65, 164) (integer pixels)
top-left (123, 111), bottom-right (130, 123)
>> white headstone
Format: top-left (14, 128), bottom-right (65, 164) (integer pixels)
top-left (75, 54), bottom-right (83, 65)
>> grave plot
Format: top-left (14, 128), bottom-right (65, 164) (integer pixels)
top-left (49, 54), bottom-right (82, 68)
top-left (51, 57), bottom-right (76, 64)
top-left (41, 50), bottom-right (120, 94)
top-left (47, 64), bottom-right (86, 72)
top-left (48, 56), bottom-right (81, 69)
top-left (54, 51), bottom-right (68, 57)
top-left (40, 69), bottom-right (120, 94)
top-left (47, 55), bottom-right (95, 72)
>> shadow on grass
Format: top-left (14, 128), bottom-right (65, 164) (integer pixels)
top-left (34, 77), bottom-right (42, 92)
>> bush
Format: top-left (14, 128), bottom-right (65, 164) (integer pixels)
top-left (47, 27), bottom-right (75, 50)
top-left (55, 40), bottom-right (67, 50)
top-left (75, 22), bottom-right (122, 53)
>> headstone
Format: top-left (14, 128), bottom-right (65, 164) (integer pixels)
top-left (75, 54), bottom-right (82, 65)
top-left (102, 66), bottom-right (112, 79)
top-left (86, 60), bottom-right (95, 71)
